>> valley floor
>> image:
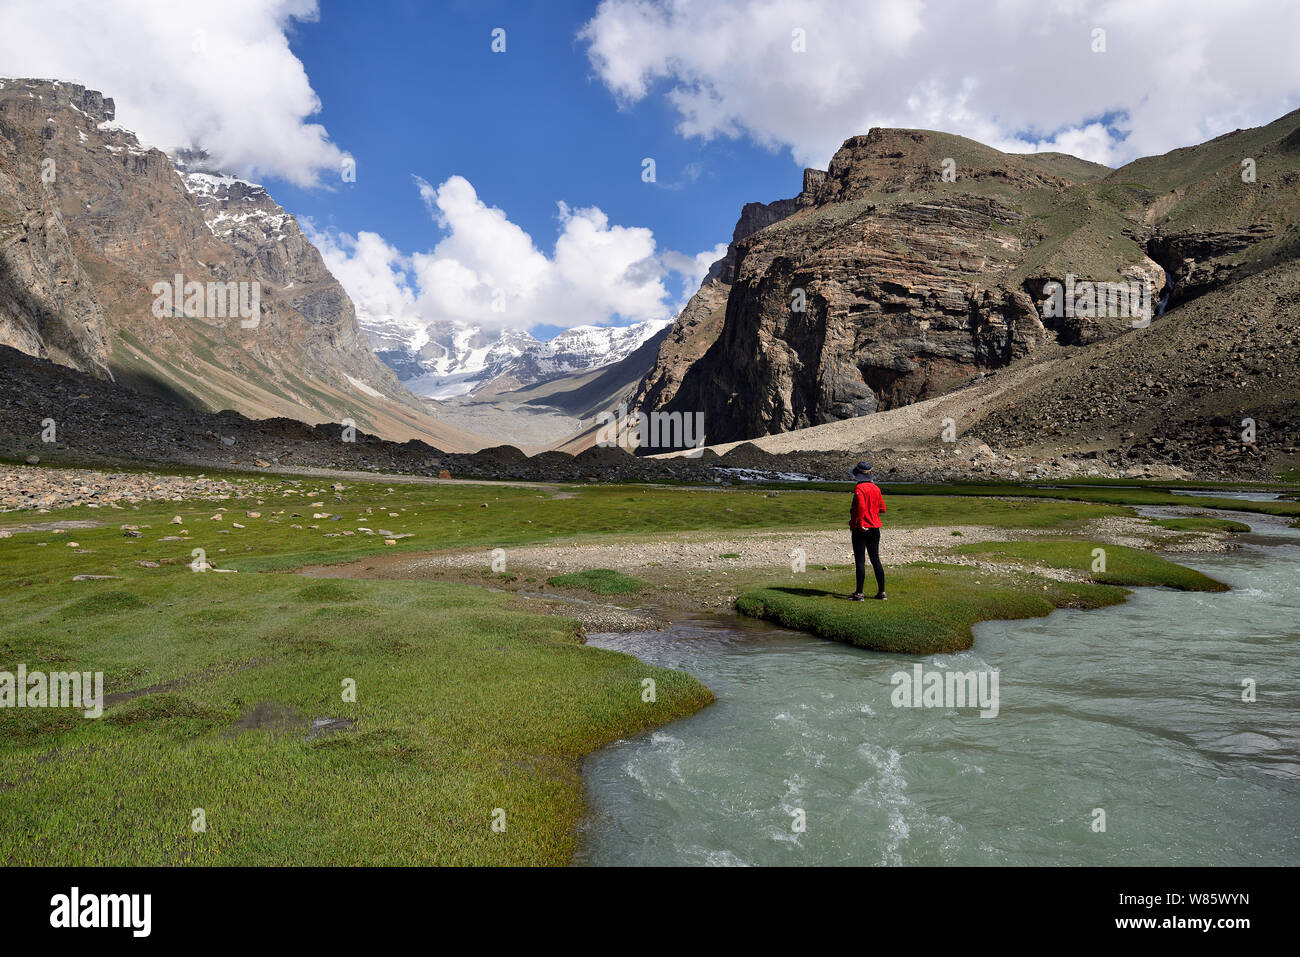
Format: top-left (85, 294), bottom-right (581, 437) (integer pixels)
top-left (1, 463), bottom-right (1296, 864)
top-left (302, 513), bottom-right (1238, 619)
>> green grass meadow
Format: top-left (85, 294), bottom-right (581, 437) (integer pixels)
top-left (0, 473), bottom-right (1265, 863)
top-left (0, 568), bottom-right (712, 865)
top-left (951, 539), bottom-right (1231, 591)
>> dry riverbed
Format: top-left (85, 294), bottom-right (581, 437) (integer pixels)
top-left (301, 514), bottom-right (1239, 629)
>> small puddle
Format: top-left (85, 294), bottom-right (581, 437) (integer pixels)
top-left (230, 701), bottom-right (355, 742)
top-left (307, 717), bottom-right (357, 741)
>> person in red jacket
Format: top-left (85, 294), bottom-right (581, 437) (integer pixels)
top-left (849, 461), bottom-right (886, 601)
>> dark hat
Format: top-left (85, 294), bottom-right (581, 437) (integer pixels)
top-left (851, 460), bottom-right (873, 478)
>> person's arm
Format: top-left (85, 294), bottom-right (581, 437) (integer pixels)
top-left (850, 487), bottom-right (862, 527)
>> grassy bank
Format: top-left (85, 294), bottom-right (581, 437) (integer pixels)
top-left (737, 564), bottom-right (1132, 654)
top-left (0, 473), bottom-right (1239, 863)
top-left (951, 540), bottom-right (1231, 591)
top-left (1147, 516), bottom-right (1251, 533)
top-left (737, 541), bottom-right (1227, 653)
top-left (1, 479), bottom-right (760, 865)
top-left (877, 481), bottom-right (1300, 519)
top-left (768, 478), bottom-right (1300, 520)
top-left (0, 570), bottom-right (712, 865)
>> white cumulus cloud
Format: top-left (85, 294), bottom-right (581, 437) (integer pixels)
top-left (306, 228), bottom-right (425, 343)
top-left (579, 0), bottom-right (1300, 168)
top-left (662, 241), bottom-right (729, 307)
top-left (0, 0), bottom-right (349, 186)
top-left (310, 175), bottom-right (715, 338)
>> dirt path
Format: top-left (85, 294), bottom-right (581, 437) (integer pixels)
top-left (338, 524), bottom-right (1012, 576)
top-left (303, 513), bottom-right (1226, 580)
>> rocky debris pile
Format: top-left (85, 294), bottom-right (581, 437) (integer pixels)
top-left (972, 263), bottom-right (1300, 481)
top-left (834, 441), bottom-right (1191, 483)
top-left (0, 344), bottom-right (448, 474)
top-left (0, 465), bottom-right (278, 512)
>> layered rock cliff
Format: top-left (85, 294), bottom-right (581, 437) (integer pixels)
top-left (630, 169), bottom-right (822, 423)
top-left (642, 112), bottom-right (1300, 449)
top-left (640, 127), bottom-right (1175, 446)
top-left (0, 82), bottom-right (113, 374)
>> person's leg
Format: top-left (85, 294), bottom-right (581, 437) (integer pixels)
top-left (866, 528), bottom-right (885, 596)
top-left (852, 528), bottom-right (867, 595)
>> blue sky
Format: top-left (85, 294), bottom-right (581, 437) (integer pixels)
top-left (275, 0), bottom-right (796, 275)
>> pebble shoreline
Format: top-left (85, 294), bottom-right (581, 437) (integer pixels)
top-left (1, 465), bottom-right (276, 512)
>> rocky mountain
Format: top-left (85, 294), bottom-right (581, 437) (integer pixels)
top-left (372, 321), bottom-right (534, 398)
top-left (636, 124), bottom-right (1203, 446)
top-left (482, 321), bottom-right (669, 395)
top-left (369, 316), bottom-right (668, 399)
top-left (634, 110), bottom-right (1300, 477)
top-left (629, 171), bottom-right (824, 436)
top-left (661, 250), bottom-right (1299, 483)
top-left (0, 78), bottom-right (487, 452)
top-left (429, 324), bottom-right (671, 453)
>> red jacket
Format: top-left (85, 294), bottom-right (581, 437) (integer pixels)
top-left (850, 481), bottom-right (885, 529)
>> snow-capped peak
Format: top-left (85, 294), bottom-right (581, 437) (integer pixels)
top-left (169, 150), bottom-right (290, 241)
top-left (366, 317), bottom-right (667, 398)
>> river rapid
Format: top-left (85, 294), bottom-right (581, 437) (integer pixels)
top-left (577, 508), bottom-right (1300, 866)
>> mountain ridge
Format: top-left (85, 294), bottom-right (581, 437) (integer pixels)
top-left (636, 114), bottom-right (1299, 452)
top-left (0, 77), bottom-right (491, 453)
top-left (2, 76), bottom-right (1294, 477)
top-left (368, 315), bottom-right (668, 399)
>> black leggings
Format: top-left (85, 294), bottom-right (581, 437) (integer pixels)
top-left (852, 527), bottom-right (884, 595)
